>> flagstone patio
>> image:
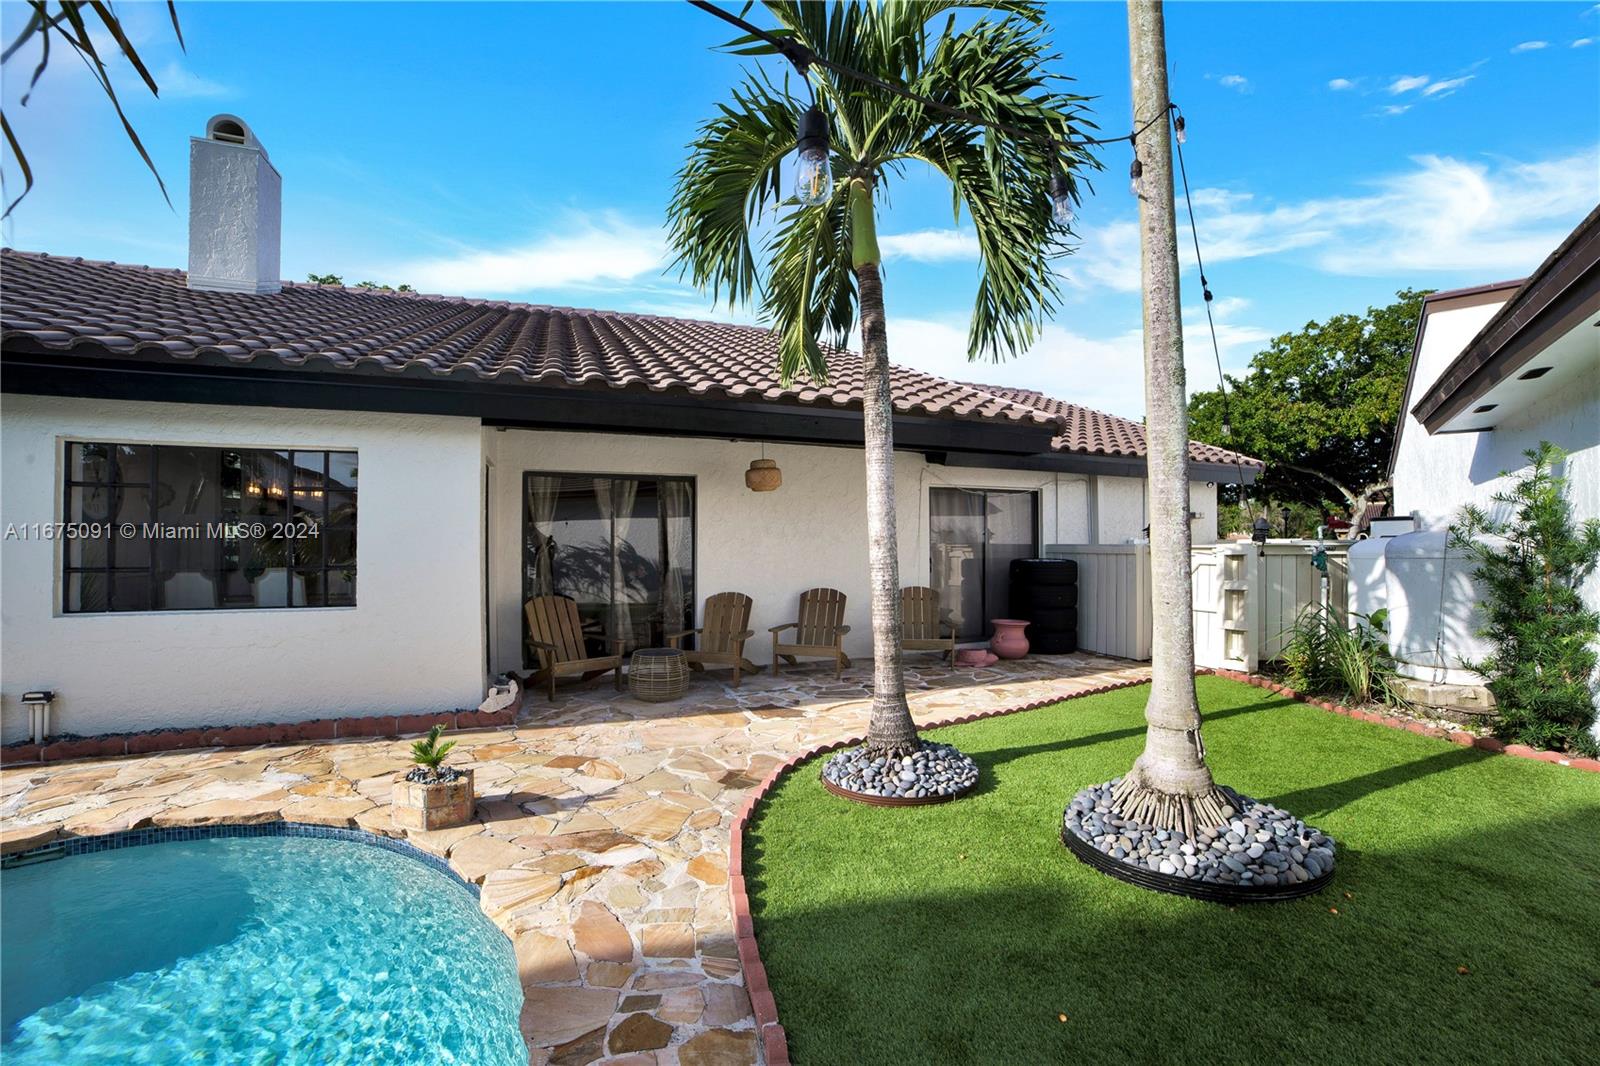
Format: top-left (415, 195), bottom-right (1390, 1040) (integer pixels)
top-left (0, 653), bottom-right (1149, 1065)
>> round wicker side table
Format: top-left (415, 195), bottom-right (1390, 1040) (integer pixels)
top-left (628, 648), bottom-right (689, 702)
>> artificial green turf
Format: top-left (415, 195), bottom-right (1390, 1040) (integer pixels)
top-left (744, 676), bottom-right (1600, 1066)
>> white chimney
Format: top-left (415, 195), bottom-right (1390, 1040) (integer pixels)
top-left (186, 114), bottom-right (281, 294)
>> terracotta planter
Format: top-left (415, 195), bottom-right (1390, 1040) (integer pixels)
top-left (989, 619), bottom-right (1030, 659)
top-left (391, 768), bottom-right (475, 831)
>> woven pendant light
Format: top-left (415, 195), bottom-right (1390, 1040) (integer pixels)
top-left (745, 445), bottom-right (781, 492)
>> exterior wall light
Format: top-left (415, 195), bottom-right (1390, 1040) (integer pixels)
top-left (745, 458), bottom-right (782, 492)
top-left (21, 690), bottom-right (55, 745)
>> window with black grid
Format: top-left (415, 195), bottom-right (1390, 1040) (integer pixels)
top-left (61, 443), bottom-right (357, 612)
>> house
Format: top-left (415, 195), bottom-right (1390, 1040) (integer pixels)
top-left (1364, 203), bottom-right (1599, 713)
top-left (0, 115), bottom-right (1260, 744)
top-left (1391, 202), bottom-right (1600, 535)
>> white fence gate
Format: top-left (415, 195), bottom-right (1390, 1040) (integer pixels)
top-left (1045, 541), bottom-right (1349, 671)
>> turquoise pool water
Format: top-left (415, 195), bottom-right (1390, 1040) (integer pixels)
top-left (1, 835), bottom-right (526, 1064)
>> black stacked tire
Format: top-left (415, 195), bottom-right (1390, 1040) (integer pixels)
top-left (1009, 558), bottom-right (1079, 655)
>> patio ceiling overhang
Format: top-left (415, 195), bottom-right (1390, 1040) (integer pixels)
top-left (1412, 203), bottom-right (1600, 435)
top-left (0, 340), bottom-right (1060, 459)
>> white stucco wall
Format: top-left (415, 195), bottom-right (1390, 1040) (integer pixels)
top-left (483, 429), bottom-right (1206, 671)
top-left (1090, 474), bottom-right (1218, 545)
top-left (0, 396), bottom-right (486, 742)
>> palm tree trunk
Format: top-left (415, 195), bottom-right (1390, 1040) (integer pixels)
top-left (852, 177), bottom-right (920, 756)
top-left (1109, 0), bottom-right (1229, 838)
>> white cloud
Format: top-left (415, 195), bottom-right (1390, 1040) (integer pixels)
top-left (156, 63), bottom-right (232, 99)
top-left (1057, 145), bottom-right (1599, 295)
top-left (1060, 219), bottom-right (1141, 293)
top-left (1388, 74), bottom-right (1431, 94)
top-left (1421, 75), bottom-right (1474, 97)
top-left (1327, 78), bottom-right (1356, 90)
top-left (1214, 74), bottom-right (1251, 92)
top-left (1377, 104), bottom-right (1412, 116)
top-left (391, 213), bottom-right (665, 295)
top-left (1575, 38), bottom-right (1597, 48)
top-left (1302, 149), bottom-right (1599, 276)
top-left (1511, 40), bottom-right (1549, 52)
top-left (879, 228), bottom-right (979, 262)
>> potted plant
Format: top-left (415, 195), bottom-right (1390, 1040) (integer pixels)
top-left (391, 725), bottom-right (475, 831)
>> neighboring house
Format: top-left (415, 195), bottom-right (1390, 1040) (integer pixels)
top-left (0, 115), bottom-right (1259, 743)
top-left (1368, 203), bottom-right (1599, 703)
top-left (1391, 202), bottom-right (1600, 535)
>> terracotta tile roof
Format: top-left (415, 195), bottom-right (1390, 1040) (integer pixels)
top-left (971, 384), bottom-right (1264, 469)
top-left (0, 249), bottom-right (1049, 428)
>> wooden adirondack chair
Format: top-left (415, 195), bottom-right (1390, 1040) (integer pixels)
top-left (901, 585), bottom-right (957, 663)
top-left (769, 587), bottom-right (852, 678)
top-left (666, 591), bottom-right (762, 687)
top-left (524, 595), bottom-right (624, 701)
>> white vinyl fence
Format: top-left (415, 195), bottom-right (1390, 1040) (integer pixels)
top-left (1046, 541), bottom-right (1349, 672)
top-left (1045, 544), bottom-right (1151, 661)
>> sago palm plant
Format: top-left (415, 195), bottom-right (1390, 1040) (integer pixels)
top-left (410, 725), bottom-right (457, 781)
top-left (668, 0), bottom-right (1093, 759)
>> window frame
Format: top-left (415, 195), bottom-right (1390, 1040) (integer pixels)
top-left (58, 440), bottom-right (359, 614)
top-left (520, 470), bottom-right (698, 664)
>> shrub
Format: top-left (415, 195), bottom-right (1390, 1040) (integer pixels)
top-left (410, 724), bottom-right (456, 778)
top-left (1454, 442), bottom-right (1600, 756)
top-left (1278, 604), bottom-right (1404, 707)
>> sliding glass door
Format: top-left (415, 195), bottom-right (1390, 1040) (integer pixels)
top-left (929, 487), bottom-right (1038, 642)
top-left (523, 474), bottom-right (694, 665)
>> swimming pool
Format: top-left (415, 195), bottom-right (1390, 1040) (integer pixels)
top-left (1, 832), bottom-right (527, 1064)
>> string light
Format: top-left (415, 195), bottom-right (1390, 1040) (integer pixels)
top-left (794, 105), bottom-right (832, 206)
top-left (1129, 157), bottom-right (1145, 198)
top-left (1174, 114), bottom-right (1187, 145)
top-left (1048, 168), bottom-right (1075, 225)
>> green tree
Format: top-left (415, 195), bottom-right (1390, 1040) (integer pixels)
top-left (668, 0), bottom-right (1091, 756)
top-left (1454, 442), bottom-right (1600, 756)
top-left (306, 273), bottom-right (415, 292)
top-left (1190, 289), bottom-right (1428, 521)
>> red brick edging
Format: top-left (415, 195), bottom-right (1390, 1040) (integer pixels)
top-left (1204, 668), bottom-right (1600, 774)
top-left (725, 676), bottom-right (1152, 1065)
top-left (0, 706), bottom-right (516, 766)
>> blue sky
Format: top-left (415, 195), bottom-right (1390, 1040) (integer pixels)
top-left (3, 1), bottom-right (1597, 418)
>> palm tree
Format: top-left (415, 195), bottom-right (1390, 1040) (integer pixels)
top-left (1105, 0), bottom-right (1229, 838)
top-left (668, 0), bottom-right (1092, 759)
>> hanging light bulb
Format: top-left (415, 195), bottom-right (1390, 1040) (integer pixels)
top-left (1174, 115), bottom-right (1187, 145)
top-left (1048, 168), bottom-right (1074, 225)
top-left (794, 106), bottom-right (832, 206)
top-left (1129, 156), bottom-right (1145, 198)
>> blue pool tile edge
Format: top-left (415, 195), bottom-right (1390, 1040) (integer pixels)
top-left (1, 822), bottom-right (479, 896)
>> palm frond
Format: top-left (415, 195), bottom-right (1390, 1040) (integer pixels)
top-left (765, 184), bottom-right (855, 381)
top-left (1, 1), bottom-right (182, 216)
top-left (668, 0), bottom-right (1101, 378)
top-left (666, 67), bottom-right (796, 311)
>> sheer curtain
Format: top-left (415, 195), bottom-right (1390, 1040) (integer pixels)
top-left (929, 488), bottom-right (987, 641)
top-left (661, 480), bottom-right (693, 641)
top-left (525, 475), bottom-right (561, 598)
top-left (594, 477), bottom-right (640, 648)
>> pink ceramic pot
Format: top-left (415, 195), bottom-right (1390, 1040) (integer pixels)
top-left (989, 619), bottom-right (1030, 659)
top-left (955, 649), bottom-right (1000, 668)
